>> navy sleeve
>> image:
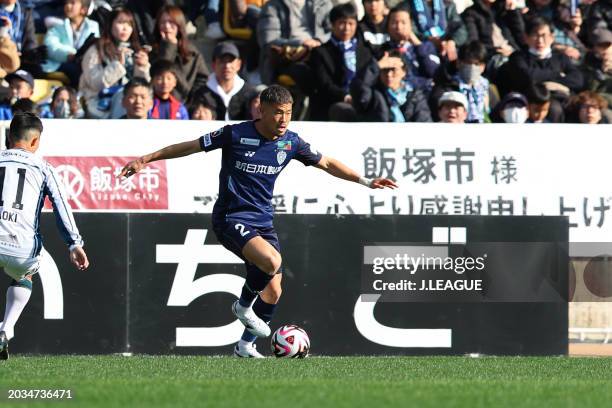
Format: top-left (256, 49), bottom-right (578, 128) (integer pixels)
top-left (293, 136), bottom-right (322, 166)
top-left (199, 125), bottom-right (232, 152)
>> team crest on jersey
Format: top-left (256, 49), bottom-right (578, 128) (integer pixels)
top-left (277, 150), bottom-right (287, 165)
top-left (276, 141), bottom-right (292, 151)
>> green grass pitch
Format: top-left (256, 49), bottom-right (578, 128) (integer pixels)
top-left (1, 355), bottom-right (611, 408)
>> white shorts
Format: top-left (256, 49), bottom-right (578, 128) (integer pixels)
top-left (0, 253), bottom-right (40, 281)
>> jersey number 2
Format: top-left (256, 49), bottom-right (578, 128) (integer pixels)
top-left (234, 223), bottom-right (250, 237)
top-left (0, 167), bottom-right (27, 210)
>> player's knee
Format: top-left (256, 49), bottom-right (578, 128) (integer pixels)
top-left (260, 252), bottom-right (282, 275)
top-left (264, 285), bottom-right (282, 303)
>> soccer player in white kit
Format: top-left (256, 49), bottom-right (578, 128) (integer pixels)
top-left (0, 113), bottom-right (89, 360)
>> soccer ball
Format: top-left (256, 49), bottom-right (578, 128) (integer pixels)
top-left (271, 325), bottom-right (310, 358)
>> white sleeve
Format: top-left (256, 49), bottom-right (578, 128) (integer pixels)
top-left (44, 166), bottom-right (84, 248)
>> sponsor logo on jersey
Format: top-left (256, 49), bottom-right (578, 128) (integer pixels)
top-left (276, 141), bottom-right (292, 151)
top-left (203, 134), bottom-right (212, 147)
top-left (244, 151), bottom-right (256, 157)
top-left (240, 138), bottom-right (260, 146)
top-left (235, 160), bottom-right (283, 175)
top-left (277, 150), bottom-right (287, 165)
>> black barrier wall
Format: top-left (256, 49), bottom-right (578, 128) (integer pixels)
top-left (3, 214), bottom-right (568, 355)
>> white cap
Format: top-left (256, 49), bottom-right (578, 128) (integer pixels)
top-left (438, 91), bottom-right (468, 109)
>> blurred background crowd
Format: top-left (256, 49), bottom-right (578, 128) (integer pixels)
top-left (0, 0), bottom-right (609, 124)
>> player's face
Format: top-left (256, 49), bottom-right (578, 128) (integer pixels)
top-left (260, 102), bottom-right (292, 137)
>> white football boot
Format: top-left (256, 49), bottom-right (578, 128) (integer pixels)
top-left (231, 300), bottom-right (271, 337)
top-left (233, 342), bottom-right (265, 358)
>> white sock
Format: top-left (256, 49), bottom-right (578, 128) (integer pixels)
top-left (0, 286), bottom-right (32, 340)
top-left (238, 339), bottom-right (255, 349)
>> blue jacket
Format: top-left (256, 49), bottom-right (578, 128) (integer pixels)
top-left (0, 104), bottom-right (12, 121)
top-left (42, 17), bottom-right (99, 72)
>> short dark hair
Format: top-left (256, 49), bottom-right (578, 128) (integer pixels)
top-left (526, 83), bottom-right (551, 105)
top-left (9, 112), bottom-right (43, 142)
top-left (11, 99), bottom-right (37, 115)
top-left (124, 78), bottom-right (153, 98)
top-left (459, 41), bottom-right (487, 63)
top-left (526, 16), bottom-right (553, 35)
top-left (150, 59), bottom-right (178, 79)
top-left (330, 3), bottom-right (358, 24)
top-left (386, 50), bottom-right (407, 69)
top-left (260, 85), bottom-right (293, 106)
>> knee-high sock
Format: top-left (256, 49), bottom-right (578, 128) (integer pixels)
top-left (0, 279), bottom-right (33, 340)
top-left (238, 264), bottom-right (274, 307)
top-left (240, 297), bottom-right (278, 344)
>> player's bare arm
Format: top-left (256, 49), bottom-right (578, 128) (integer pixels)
top-left (120, 139), bottom-right (202, 178)
top-left (315, 155), bottom-right (398, 189)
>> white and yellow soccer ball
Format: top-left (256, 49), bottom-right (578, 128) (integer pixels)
top-left (271, 325), bottom-right (310, 358)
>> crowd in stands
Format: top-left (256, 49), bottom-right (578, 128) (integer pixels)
top-left (0, 0), bottom-right (608, 124)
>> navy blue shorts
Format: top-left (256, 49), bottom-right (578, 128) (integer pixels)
top-left (213, 220), bottom-right (281, 263)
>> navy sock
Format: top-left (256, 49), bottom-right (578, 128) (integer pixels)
top-left (241, 298), bottom-right (278, 343)
top-left (238, 265), bottom-right (274, 307)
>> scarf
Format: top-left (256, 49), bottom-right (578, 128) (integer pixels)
top-left (412, 0), bottom-right (447, 38)
top-left (331, 36), bottom-right (358, 91)
top-left (386, 81), bottom-right (412, 122)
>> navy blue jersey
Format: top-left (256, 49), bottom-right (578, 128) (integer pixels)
top-left (200, 121), bottom-right (322, 227)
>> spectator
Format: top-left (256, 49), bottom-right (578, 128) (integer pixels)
top-left (121, 77), bottom-right (154, 119)
top-left (187, 96), bottom-right (217, 120)
top-left (202, 0), bottom-right (225, 40)
top-left (437, 90), bottom-right (467, 122)
top-left (0, 0), bottom-right (45, 76)
top-left (0, 19), bottom-right (19, 79)
top-left (40, 85), bottom-right (83, 118)
top-left (526, 82), bottom-right (551, 123)
top-left (0, 69), bottom-right (34, 119)
top-left (42, 0), bottom-right (100, 86)
top-left (525, 0), bottom-right (556, 21)
top-left (360, 0), bottom-right (389, 48)
top-left (30, 0), bottom-right (65, 32)
top-left (432, 41), bottom-right (493, 122)
top-left (381, 5), bottom-right (439, 85)
top-left (553, 4), bottom-right (586, 63)
top-left (583, 0), bottom-right (611, 37)
top-left (566, 90), bottom-right (611, 123)
top-left (581, 28), bottom-right (612, 106)
top-left (10, 97), bottom-right (35, 113)
top-left (462, 0), bottom-right (526, 65)
top-left (79, 7), bottom-right (150, 119)
top-left (491, 91), bottom-right (528, 123)
top-left (496, 17), bottom-right (583, 98)
top-left (247, 85), bottom-right (266, 119)
top-left (150, 5), bottom-right (209, 102)
top-left (126, 0), bottom-right (173, 46)
top-left (309, 3), bottom-right (373, 120)
top-left (351, 50), bottom-right (432, 121)
top-left (191, 41), bottom-right (252, 120)
top-left (406, 0), bottom-right (467, 61)
top-left (257, 0), bottom-right (332, 85)
top-left (149, 59), bottom-right (189, 120)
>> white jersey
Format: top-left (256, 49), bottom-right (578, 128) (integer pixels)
top-left (0, 149), bottom-right (83, 258)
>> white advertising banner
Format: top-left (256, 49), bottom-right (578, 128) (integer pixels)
top-left (15, 119), bottom-right (612, 242)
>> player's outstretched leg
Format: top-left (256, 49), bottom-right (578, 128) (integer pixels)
top-left (235, 274), bottom-right (282, 358)
top-left (0, 277), bottom-right (33, 360)
top-left (232, 237), bottom-right (282, 338)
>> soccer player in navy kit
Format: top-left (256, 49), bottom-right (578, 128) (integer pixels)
top-left (121, 86), bottom-right (397, 357)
